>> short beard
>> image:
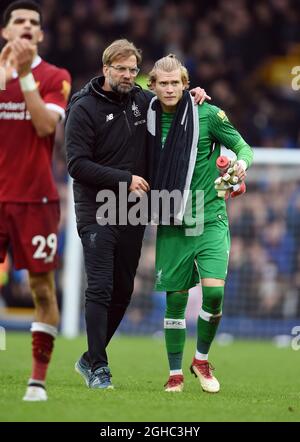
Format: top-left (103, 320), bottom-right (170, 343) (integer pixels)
top-left (109, 76), bottom-right (134, 95)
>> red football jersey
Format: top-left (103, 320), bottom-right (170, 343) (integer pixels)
top-left (0, 57), bottom-right (71, 202)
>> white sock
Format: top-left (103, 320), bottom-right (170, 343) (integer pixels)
top-left (30, 322), bottom-right (57, 338)
top-left (195, 351), bottom-right (208, 361)
top-left (170, 369), bottom-right (183, 376)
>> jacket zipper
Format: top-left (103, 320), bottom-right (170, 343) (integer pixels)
top-left (123, 110), bottom-right (132, 136)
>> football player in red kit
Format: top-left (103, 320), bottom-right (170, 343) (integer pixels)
top-left (0, 1), bottom-right (71, 401)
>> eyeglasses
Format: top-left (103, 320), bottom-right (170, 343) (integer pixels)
top-left (109, 65), bottom-right (140, 76)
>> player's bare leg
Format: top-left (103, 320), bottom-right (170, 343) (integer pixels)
top-left (23, 271), bottom-right (59, 401)
top-left (190, 278), bottom-right (224, 393)
top-left (29, 271), bottom-right (59, 325)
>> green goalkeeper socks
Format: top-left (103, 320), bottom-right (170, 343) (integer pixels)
top-left (164, 291), bottom-right (188, 371)
top-left (164, 287), bottom-right (224, 369)
top-left (197, 286), bottom-right (224, 355)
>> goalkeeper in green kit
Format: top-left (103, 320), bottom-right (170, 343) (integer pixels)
top-left (147, 54), bottom-right (253, 393)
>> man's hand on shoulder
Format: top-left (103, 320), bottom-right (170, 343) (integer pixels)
top-left (190, 87), bottom-right (211, 105)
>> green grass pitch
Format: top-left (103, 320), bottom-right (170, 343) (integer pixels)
top-left (0, 333), bottom-right (300, 422)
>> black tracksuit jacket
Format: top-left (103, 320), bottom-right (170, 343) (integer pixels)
top-left (65, 76), bottom-right (153, 231)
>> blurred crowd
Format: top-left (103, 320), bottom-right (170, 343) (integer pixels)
top-left (1, 0), bottom-right (300, 331)
top-left (225, 172), bottom-right (300, 319)
top-left (1, 0), bottom-right (298, 146)
top-left (34, 0), bottom-right (300, 148)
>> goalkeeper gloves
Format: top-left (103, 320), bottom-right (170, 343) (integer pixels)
top-left (214, 156), bottom-right (246, 199)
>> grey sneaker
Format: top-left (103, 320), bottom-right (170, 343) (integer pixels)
top-left (75, 356), bottom-right (92, 387)
top-left (89, 367), bottom-right (114, 389)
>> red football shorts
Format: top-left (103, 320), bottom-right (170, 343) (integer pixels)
top-left (0, 202), bottom-right (60, 273)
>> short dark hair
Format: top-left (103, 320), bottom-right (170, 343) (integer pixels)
top-left (2, 1), bottom-right (42, 27)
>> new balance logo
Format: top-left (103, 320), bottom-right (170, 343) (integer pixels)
top-left (106, 113), bottom-right (114, 122)
top-left (89, 233), bottom-right (97, 248)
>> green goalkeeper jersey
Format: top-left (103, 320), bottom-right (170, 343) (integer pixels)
top-left (161, 102), bottom-right (253, 224)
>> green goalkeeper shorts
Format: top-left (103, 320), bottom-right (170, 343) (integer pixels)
top-left (155, 213), bottom-right (230, 291)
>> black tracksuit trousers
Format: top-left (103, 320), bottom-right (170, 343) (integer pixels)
top-left (80, 223), bottom-right (145, 371)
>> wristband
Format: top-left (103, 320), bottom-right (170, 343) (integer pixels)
top-left (19, 72), bottom-right (37, 92)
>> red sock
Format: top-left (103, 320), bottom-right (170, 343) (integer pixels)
top-left (31, 331), bottom-right (55, 382)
